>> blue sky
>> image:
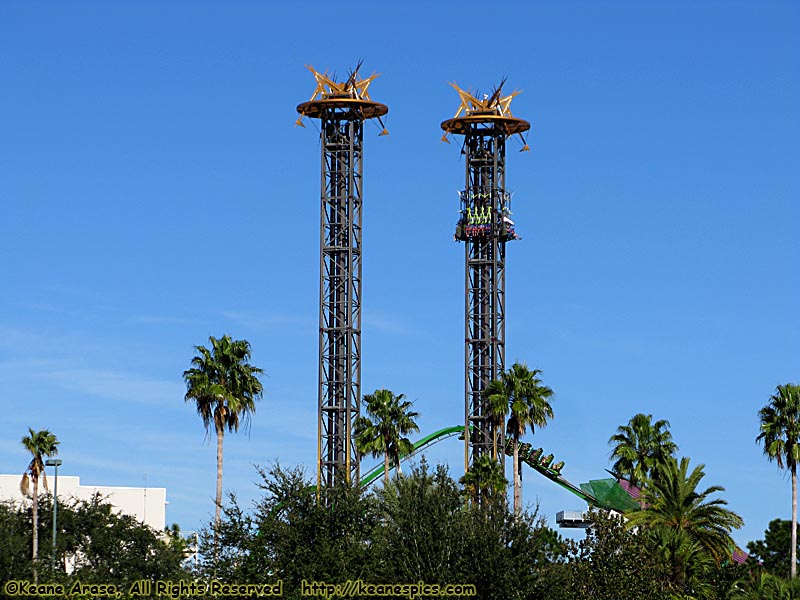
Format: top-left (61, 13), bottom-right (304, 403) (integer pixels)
top-left (1, 1), bottom-right (797, 549)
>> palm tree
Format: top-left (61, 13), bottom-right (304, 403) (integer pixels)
top-left (626, 456), bottom-right (743, 565)
top-left (757, 383), bottom-right (800, 578)
top-left (608, 413), bottom-right (678, 488)
top-left (647, 527), bottom-right (715, 597)
top-left (20, 428), bottom-right (60, 580)
top-left (486, 363), bottom-right (553, 515)
top-left (484, 378), bottom-right (509, 460)
top-left (460, 454), bottom-right (507, 506)
top-left (730, 572), bottom-right (793, 600)
top-left (355, 389), bottom-right (419, 484)
top-left (184, 334), bottom-right (264, 528)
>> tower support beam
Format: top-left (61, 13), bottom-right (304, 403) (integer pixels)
top-left (318, 113), bottom-right (363, 489)
top-left (463, 126), bottom-right (507, 469)
top-left (297, 65), bottom-right (388, 495)
top-left (441, 81), bottom-right (530, 495)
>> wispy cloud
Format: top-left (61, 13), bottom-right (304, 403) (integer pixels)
top-left (0, 327), bottom-right (63, 353)
top-left (0, 357), bottom-right (183, 408)
top-left (546, 324), bottom-right (645, 355)
top-left (63, 450), bottom-right (174, 479)
top-left (221, 310), bottom-right (314, 330)
top-left (362, 311), bottom-right (419, 337)
top-left (128, 314), bottom-right (198, 326)
top-left (0, 438), bottom-right (29, 462)
top-left (0, 357), bottom-right (69, 370)
top-left (43, 368), bottom-right (183, 407)
top-left (13, 302), bottom-right (71, 315)
top-left (0, 326), bottom-right (100, 357)
top-left (256, 403), bottom-right (317, 442)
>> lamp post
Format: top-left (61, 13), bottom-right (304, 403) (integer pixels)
top-left (45, 459), bottom-right (62, 574)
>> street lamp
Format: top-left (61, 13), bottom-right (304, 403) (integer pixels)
top-left (45, 459), bottom-right (62, 574)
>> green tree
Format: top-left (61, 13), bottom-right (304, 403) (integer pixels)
top-left (354, 389), bottom-right (419, 484)
top-left (608, 413), bottom-right (677, 488)
top-left (729, 571), bottom-right (800, 600)
top-left (569, 510), bottom-right (670, 600)
top-left (459, 454), bottom-right (507, 507)
top-left (0, 500), bottom-right (32, 581)
top-left (449, 494), bottom-right (568, 599)
top-left (19, 428), bottom-right (59, 580)
top-left (486, 363), bottom-right (554, 515)
top-left (203, 461), bottom-right (570, 600)
top-left (626, 456), bottom-right (743, 566)
top-left (184, 334), bottom-right (264, 529)
top-left (645, 526), bottom-right (718, 598)
top-left (201, 464), bottom-right (379, 596)
top-left (0, 495), bottom-right (188, 587)
top-left (747, 519), bottom-right (800, 578)
top-left (757, 383), bottom-right (800, 578)
top-left (375, 461), bottom-right (465, 585)
top-left (704, 558), bottom-right (748, 600)
top-left (376, 459), bottom-right (567, 594)
top-left (58, 494), bottom-right (188, 585)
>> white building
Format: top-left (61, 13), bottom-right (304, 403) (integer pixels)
top-left (0, 474), bottom-right (166, 531)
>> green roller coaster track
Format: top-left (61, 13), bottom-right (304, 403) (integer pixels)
top-left (358, 425), bottom-right (637, 514)
top-left (272, 425), bottom-right (746, 562)
top-left (359, 425), bottom-right (467, 488)
top-left (270, 426), bottom-right (637, 518)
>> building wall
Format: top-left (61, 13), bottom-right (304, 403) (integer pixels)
top-left (0, 474), bottom-right (166, 531)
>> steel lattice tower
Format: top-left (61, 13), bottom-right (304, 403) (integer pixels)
top-left (297, 65), bottom-right (388, 493)
top-left (442, 82), bottom-right (530, 478)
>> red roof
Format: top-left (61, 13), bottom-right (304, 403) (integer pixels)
top-left (617, 478), bottom-right (642, 500)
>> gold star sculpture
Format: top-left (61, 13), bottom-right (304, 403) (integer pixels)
top-left (295, 61), bottom-right (385, 132)
top-left (441, 79), bottom-right (529, 150)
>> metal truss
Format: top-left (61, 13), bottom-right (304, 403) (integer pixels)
top-left (298, 64), bottom-right (387, 497)
top-left (463, 124), bottom-right (508, 472)
top-left (317, 113), bottom-right (363, 490)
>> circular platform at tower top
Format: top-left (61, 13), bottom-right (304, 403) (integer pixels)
top-left (441, 114), bottom-right (530, 136)
top-left (297, 98), bottom-right (388, 121)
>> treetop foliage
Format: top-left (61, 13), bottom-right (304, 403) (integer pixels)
top-left (0, 494), bottom-right (188, 588)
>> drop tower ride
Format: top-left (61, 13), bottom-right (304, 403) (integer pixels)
top-left (297, 64), bottom-right (388, 492)
top-left (441, 82), bottom-right (530, 476)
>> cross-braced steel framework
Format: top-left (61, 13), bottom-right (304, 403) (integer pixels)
top-left (464, 132), bottom-right (508, 468)
top-left (297, 65), bottom-right (388, 493)
top-left (442, 82), bottom-right (530, 479)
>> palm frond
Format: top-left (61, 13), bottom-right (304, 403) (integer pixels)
top-left (628, 455), bottom-right (742, 564)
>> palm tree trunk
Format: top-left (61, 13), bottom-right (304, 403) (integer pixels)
top-left (32, 478), bottom-right (39, 583)
top-left (215, 424), bottom-right (224, 530)
top-left (384, 451), bottom-right (389, 485)
top-left (792, 464), bottom-right (797, 579)
top-left (513, 431), bottom-right (521, 516)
